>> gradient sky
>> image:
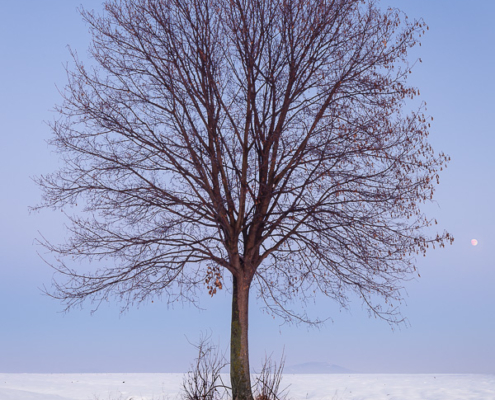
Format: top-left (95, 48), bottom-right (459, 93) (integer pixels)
top-left (1, 0), bottom-right (494, 374)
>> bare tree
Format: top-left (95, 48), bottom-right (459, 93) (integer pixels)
top-left (35, 0), bottom-right (451, 399)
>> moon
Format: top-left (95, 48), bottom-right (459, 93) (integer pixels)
top-left (471, 239), bottom-right (478, 246)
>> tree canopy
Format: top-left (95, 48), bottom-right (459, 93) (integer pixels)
top-left (36, 1), bottom-right (451, 398)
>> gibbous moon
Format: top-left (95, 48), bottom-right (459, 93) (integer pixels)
top-left (471, 239), bottom-right (478, 246)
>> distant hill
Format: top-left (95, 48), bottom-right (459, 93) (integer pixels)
top-left (284, 362), bottom-right (355, 374)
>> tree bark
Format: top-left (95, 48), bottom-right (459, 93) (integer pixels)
top-left (230, 275), bottom-right (253, 400)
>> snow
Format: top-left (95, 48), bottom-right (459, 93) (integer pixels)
top-left (0, 373), bottom-right (494, 400)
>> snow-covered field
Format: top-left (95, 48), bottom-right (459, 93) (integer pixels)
top-left (0, 373), bottom-right (494, 400)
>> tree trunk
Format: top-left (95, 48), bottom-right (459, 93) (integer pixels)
top-left (230, 275), bottom-right (253, 400)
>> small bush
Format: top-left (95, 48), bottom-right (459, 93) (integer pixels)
top-left (252, 354), bottom-right (289, 400)
top-left (182, 334), bottom-right (229, 400)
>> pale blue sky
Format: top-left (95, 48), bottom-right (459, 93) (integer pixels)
top-left (0, 0), bottom-right (494, 374)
